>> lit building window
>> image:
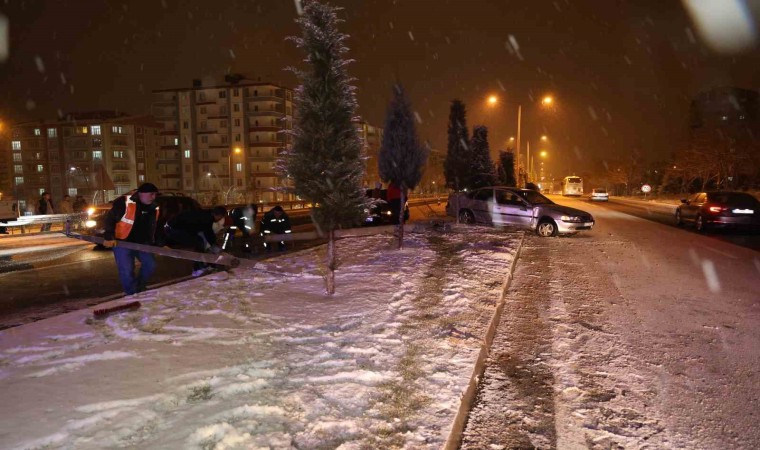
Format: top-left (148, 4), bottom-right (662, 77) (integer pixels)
top-left (93, 151), bottom-right (103, 160)
top-left (174, 138), bottom-right (179, 145)
top-left (91, 125), bottom-right (101, 135)
top-left (39, 188), bottom-right (45, 195)
top-left (68, 188), bottom-right (78, 196)
top-left (111, 126), bottom-right (123, 134)
top-left (236, 163), bottom-right (242, 172)
top-left (138, 174), bottom-right (145, 182)
top-left (47, 128), bottom-right (57, 138)
top-left (34, 128), bottom-right (41, 136)
top-left (12, 141), bottom-right (21, 150)
top-left (184, 150), bottom-right (191, 158)
top-left (14, 165), bottom-right (22, 173)
top-left (37, 164), bottom-right (44, 172)
top-left (14, 177), bottom-right (24, 185)
top-left (13, 153), bottom-right (22, 162)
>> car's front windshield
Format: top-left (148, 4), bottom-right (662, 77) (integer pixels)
top-left (519, 190), bottom-right (554, 205)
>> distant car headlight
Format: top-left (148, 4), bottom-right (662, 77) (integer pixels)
top-left (87, 207), bottom-right (95, 216)
top-left (85, 220), bottom-right (97, 228)
top-left (385, 210), bottom-right (392, 215)
top-left (560, 215), bottom-right (583, 222)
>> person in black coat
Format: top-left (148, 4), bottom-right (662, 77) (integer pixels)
top-left (260, 205), bottom-right (291, 252)
top-left (38, 192), bottom-right (55, 231)
top-left (164, 206), bottom-right (228, 276)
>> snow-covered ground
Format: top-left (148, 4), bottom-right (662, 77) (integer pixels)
top-left (0, 227), bottom-right (521, 449)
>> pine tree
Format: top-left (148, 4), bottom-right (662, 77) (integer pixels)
top-left (468, 126), bottom-right (497, 188)
top-left (444, 100), bottom-right (470, 191)
top-left (283, 0), bottom-right (368, 294)
top-left (496, 150), bottom-right (517, 186)
top-left (378, 83), bottom-right (428, 249)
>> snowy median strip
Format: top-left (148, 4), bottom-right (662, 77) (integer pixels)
top-left (443, 231), bottom-right (525, 450)
top-left (0, 227), bottom-right (523, 449)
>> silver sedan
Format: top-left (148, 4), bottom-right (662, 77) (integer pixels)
top-left (446, 187), bottom-right (595, 237)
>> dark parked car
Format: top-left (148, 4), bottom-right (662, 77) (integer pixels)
top-left (446, 186), bottom-right (595, 237)
top-left (363, 189), bottom-right (410, 226)
top-left (676, 191), bottom-right (759, 232)
top-left (85, 193), bottom-right (202, 242)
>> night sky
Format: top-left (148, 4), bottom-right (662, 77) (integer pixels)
top-left (1, 0), bottom-right (759, 178)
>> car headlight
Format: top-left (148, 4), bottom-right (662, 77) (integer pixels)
top-left (560, 215), bottom-right (582, 222)
top-left (85, 220), bottom-right (97, 228)
top-left (87, 207), bottom-right (95, 216)
top-left (385, 210), bottom-right (392, 215)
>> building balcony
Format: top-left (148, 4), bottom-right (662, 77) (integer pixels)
top-left (246, 109), bottom-right (285, 117)
top-left (160, 145), bottom-right (179, 150)
top-left (196, 129), bottom-right (218, 135)
top-left (248, 126), bottom-right (281, 132)
top-left (159, 130), bottom-right (178, 136)
top-left (249, 141), bottom-right (284, 147)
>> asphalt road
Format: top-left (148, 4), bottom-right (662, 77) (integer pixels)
top-left (463, 196), bottom-right (760, 448)
top-left (0, 201), bottom-right (446, 329)
top-left (586, 197), bottom-right (760, 252)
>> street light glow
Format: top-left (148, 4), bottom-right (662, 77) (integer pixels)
top-left (234, 147), bottom-right (242, 154)
top-left (541, 135), bottom-right (548, 141)
top-left (487, 95), bottom-right (498, 105)
top-left (542, 96), bottom-right (553, 105)
top-left (540, 150), bottom-right (548, 158)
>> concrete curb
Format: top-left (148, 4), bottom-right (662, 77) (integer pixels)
top-left (443, 231), bottom-right (526, 450)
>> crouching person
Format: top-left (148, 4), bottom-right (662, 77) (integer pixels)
top-left (164, 206), bottom-right (228, 277)
top-left (260, 205), bottom-right (291, 252)
top-left (102, 183), bottom-right (161, 295)
top-left (228, 203), bottom-right (258, 253)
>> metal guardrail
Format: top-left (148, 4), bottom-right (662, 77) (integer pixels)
top-left (0, 213), bottom-right (88, 231)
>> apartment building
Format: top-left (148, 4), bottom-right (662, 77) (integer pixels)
top-left (152, 76), bottom-right (295, 204)
top-left (354, 119), bottom-right (384, 187)
top-left (10, 111), bottom-right (160, 210)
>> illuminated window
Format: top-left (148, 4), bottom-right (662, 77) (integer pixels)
top-left (68, 188), bottom-right (77, 196)
top-left (184, 150), bottom-right (191, 158)
top-left (37, 164), bottom-right (44, 172)
top-left (34, 128), bottom-right (41, 136)
top-left (12, 141), bottom-right (21, 150)
top-left (93, 151), bottom-right (102, 160)
top-left (13, 153), bottom-right (22, 162)
top-left (47, 128), bottom-right (57, 138)
top-left (138, 174), bottom-right (145, 182)
top-left (236, 163), bottom-right (242, 172)
top-left (91, 125), bottom-right (101, 135)
top-left (14, 177), bottom-right (24, 185)
top-left (174, 138), bottom-right (179, 146)
top-left (14, 165), bottom-right (22, 173)
top-left (81, 127), bottom-right (88, 134)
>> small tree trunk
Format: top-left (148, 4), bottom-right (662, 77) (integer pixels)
top-left (325, 229), bottom-right (336, 295)
top-left (398, 189), bottom-right (406, 249)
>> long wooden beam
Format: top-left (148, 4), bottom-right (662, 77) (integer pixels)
top-left (63, 230), bottom-right (240, 267)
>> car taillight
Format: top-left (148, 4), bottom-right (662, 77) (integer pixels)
top-left (708, 205), bottom-right (726, 213)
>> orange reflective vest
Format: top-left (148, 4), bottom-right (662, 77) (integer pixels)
top-left (114, 196), bottom-right (160, 240)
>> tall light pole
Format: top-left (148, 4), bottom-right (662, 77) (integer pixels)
top-left (487, 94), bottom-right (554, 187)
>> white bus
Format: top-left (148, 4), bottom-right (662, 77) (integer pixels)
top-left (562, 176), bottom-right (583, 196)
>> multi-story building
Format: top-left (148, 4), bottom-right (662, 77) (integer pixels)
top-left (687, 87), bottom-right (760, 188)
top-left (0, 123), bottom-right (11, 200)
top-left (151, 76), bottom-right (295, 204)
top-left (354, 118), bottom-right (384, 187)
top-left (9, 111), bottom-right (160, 210)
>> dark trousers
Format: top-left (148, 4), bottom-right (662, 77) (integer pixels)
top-left (164, 227), bottom-right (209, 271)
top-left (113, 246), bottom-right (156, 295)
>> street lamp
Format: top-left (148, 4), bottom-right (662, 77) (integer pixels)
top-left (487, 94), bottom-right (556, 187)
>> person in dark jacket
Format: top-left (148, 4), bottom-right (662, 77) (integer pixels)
top-left (38, 192), bottom-right (55, 232)
top-left (164, 205), bottom-right (228, 276)
top-left (102, 183), bottom-right (161, 295)
top-left (260, 205), bottom-right (291, 252)
top-left (227, 203), bottom-right (258, 253)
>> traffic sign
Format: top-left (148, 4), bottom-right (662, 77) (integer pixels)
top-left (641, 184), bottom-right (652, 193)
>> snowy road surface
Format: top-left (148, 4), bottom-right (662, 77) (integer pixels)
top-left (462, 197), bottom-right (760, 449)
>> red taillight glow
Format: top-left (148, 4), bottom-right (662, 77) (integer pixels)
top-left (708, 206), bottom-right (725, 213)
